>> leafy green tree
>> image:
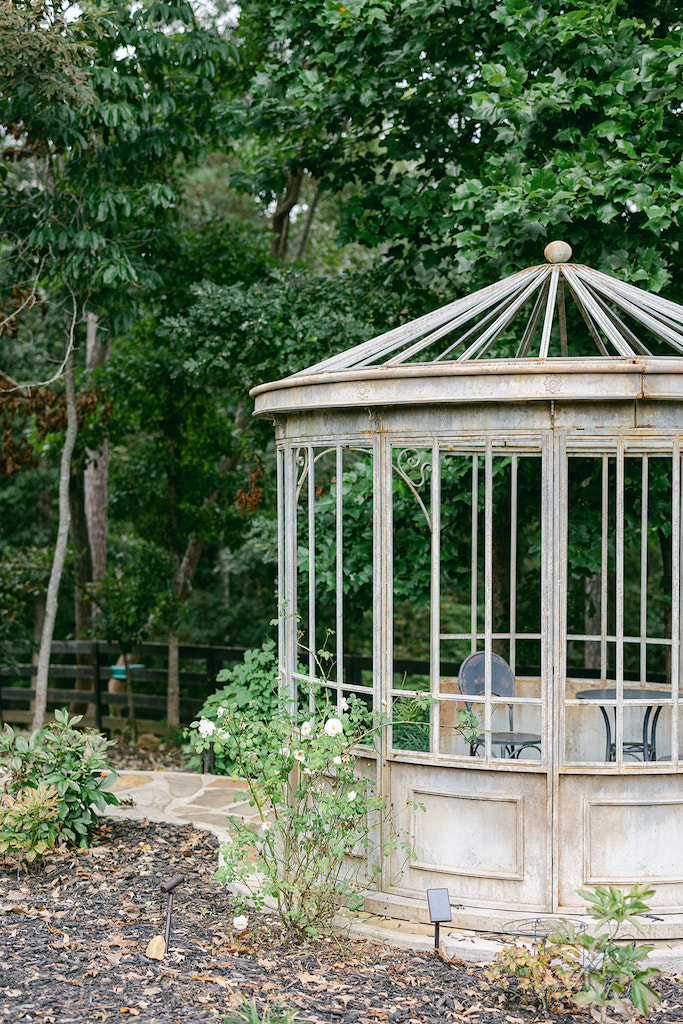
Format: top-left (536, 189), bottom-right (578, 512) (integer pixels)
top-left (89, 539), bottom-right (173, 740)
top-left (0, 0), bottom-right (236, 727)
top-left (218, 0), bottom-right (683, 290)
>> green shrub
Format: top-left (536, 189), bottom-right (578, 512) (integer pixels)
top-left (485, 883), bottom-right (661, 1020)
top-left (0, 709), bottom-right (119, 846)
top-left (184, 639), bottom-right (279, 775)
top-left (188, 680), bottom-right (431, 939)
top-left (0, 781), bottom-right (61, 867)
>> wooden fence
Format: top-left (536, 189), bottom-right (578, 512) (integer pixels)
top-left (0, 640), bottom-right (249, 734)
top-left (0, 640), bottom-right (472, 735)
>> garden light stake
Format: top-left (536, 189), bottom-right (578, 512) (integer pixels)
top-left (161, 872), bottom-right (185, 953)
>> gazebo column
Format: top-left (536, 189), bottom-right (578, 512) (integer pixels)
top-left (376, 427), bottom-right (394, 893)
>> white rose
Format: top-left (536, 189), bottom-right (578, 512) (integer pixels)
top-left (198, 718), bottom-right (216, 738)
top-left (233, 915), bottom-right (248, 933)
top-left (293, 749), bottom-right (306, 762)
top-left (347, 791), bottom-right (357, 802)
top-left (216, 707), bottom-right (225, 718)
top-left (324, 717), bottom-right (343, 737)
top-left (300, 718), bottom-right (315, 738)
top-left (339, 697), bottom-right (350, 711)
top-left (333, 756), bottom-right (342, 765)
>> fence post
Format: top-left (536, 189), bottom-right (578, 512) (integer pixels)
top-left (92, 641), bottom-right (102, 732)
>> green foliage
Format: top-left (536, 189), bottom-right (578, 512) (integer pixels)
top-left (0, 781), bottom-right (61, 868)
top-left (220, 997), bottom-right (295, 1024)
top-left (0, 709), bottom-right (119, 846)
top-left (0, 547), bottom-right (51, 653)
top-left (100, 332), bottom-right (243, 564)
top-left (221, 0), bottom-right (683, 292)
top-left (0, 0), bottom-right (236, 334)
top-left (485, 883), bottom-right (661, 1020)
top-left (187, 662), bottom-right (424, 938)
top-left (173, 265), bottom-right (422, 394)
top-left (184, 639), bottom-right (280, 774)
top-left (89, 539), bottom-right (174, 653)
top-left (560, 883), bottom-right (661, 1018)
top-left (485, 935), bottom-right (585, 1012)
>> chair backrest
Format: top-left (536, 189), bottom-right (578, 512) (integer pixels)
top-left (458, 651), bottom-right (515, 699)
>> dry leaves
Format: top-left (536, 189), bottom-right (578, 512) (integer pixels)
top-left (145, 935), bottom-right (166, 960)
top-left (296, 971), bottom-right (326, 985)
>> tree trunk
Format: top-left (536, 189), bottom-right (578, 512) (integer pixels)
top-left (30, 589), bottom-right (46, 713)
top-left (33, 344), bottom-right (78, 732)
top-left (69, 466), bottom-right (95, 713)
top-left (293, 185), bottom-right (319, 261)
top-left (167, 534), bottom-right (206, 729)
top-left (70, 468), bottom-right (93, 637)
top-left (84, 313), bottom-right (109, 583)
top-left (167, 629), bottom-right (180, 731)
top-left (584, 573), bottom-right (601, 670)
top-left (271, 168), bottom-right (304, 260)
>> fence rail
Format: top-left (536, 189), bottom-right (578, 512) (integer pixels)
top-left (0, 640), bottom-right (249, 733)
top-left (0, 639), bottom-right (551, 736)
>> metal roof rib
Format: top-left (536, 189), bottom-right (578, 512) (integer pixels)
top-left (285, 243), bottom-right (683, 377)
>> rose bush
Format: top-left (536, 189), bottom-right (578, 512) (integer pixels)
top-left (188, 685), bottom-right (431, 939)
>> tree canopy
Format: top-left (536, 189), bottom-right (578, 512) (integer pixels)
top-left (2, 0), bottom-right (683, 724)
top-left (218, 0), bottom-right (683, 289)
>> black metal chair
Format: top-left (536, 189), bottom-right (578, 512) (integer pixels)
top-left (458, 651), bottom-right (542, 758)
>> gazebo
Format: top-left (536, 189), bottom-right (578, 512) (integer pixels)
top-left (251, 242), bottom-right (683, 936)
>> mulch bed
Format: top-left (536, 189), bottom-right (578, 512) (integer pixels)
top-left (1, 746), bottom-right (682, 1023)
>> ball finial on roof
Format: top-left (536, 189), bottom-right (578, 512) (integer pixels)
top-left (544, 240), bottom-right (572, 264)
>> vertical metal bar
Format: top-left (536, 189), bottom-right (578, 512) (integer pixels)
top-left (431, 444), bottom-right (441, 756)
top-left (277, 447), bottom-right (285, 692)
top-left (282, 446), bottom-right (297, 704)
top-left (377, 432), bottom-right (393, 890)
top-left (672, 440), bottom-right (680, 765)
top-left (548, 430), bottom-right (559, 912)
top-left (601, 456), bottom-right (609, 693)
top-left (308, 445), bottom-right (316, 713)
top-left (640, 456), bottom-right (648, 686)
top-left (615, 441), bottom-right (625, 764)
top-left (558, 437), bottom-right (569, 780)
top-left (484, 439), bottom-right (493, 759)
top-left (509, 455), bottom-right (518, 674)
top-left (336, 446), bottom-right (344, 697)
top-left (471, 455), bottom-right (479, 654)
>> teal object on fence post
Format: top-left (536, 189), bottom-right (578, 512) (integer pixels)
top-left (109, 664), bottom-right (144, 680)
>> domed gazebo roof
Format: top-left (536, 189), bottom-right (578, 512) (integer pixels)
top-left (252, 242), bottom-right (683, 415)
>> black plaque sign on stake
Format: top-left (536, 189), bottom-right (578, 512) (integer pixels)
top-left (160, 873), bottom-right (185, 953)
top-left (427, 888), bottom-right (452, 951)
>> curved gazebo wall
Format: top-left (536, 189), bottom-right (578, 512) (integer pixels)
top-left (259, 351), bottom-right (683, 934)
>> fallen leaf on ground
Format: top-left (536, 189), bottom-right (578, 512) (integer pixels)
top-left (145, 935), bottom-right (166, 960)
